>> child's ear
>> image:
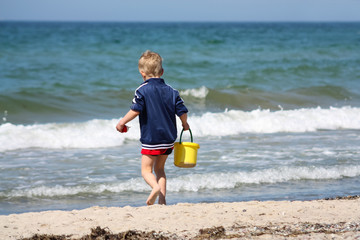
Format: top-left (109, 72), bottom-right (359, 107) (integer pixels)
top-left (140, 71), bottom-right (147, 79)
top-left (160, 68), bottom-right (164, 76)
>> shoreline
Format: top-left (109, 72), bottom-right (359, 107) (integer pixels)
top-left (1, 196), bottom-right (359, 240)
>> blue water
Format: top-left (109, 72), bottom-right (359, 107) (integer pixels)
top-left (1, 22), bottom-right (360, 215)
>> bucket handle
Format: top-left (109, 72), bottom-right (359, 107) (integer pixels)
top-left (179, 128), bottom-right (193, 144)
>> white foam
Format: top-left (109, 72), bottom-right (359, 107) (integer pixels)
top-left (168, 165), bottom-right (360, 192)
top-left (3, 165), bottom-right (359, 198)
top-left (1, 106), bottom-right (359, 151)
top-left (180, 86), bottom-right (209, 98)
top-left (0, 119), bottom-right (140, 152)
top-left (189, 106), bottom-right (360, 136)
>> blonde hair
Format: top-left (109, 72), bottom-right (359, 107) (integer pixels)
top-left (138, 50), bottom-right (163, 77)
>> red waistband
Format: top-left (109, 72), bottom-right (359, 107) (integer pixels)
top-left (141, 147), bottom-right (173, 156)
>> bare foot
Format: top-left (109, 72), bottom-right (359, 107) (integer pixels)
top-left (158, 199), bottom-right (166, 205)
top-left (158, 193), bottom-right (166, 205)
top-left (146, 185), bottom-right (161, 205)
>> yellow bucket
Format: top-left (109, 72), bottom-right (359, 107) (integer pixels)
top-left (174, 129), bottom-right (200, 168)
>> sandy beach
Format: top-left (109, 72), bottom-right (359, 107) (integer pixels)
top-left (0, 196), bottom-right (359, 239)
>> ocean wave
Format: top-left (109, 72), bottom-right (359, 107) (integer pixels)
top-left (169, 165), bottom-right (360, 192)
top-left (191, 106), bottom-right (360, 136)
top-left (180, 86), bottom-right (209, 99)
top-left (0, 119), bottom-right (138, 152)
top-left (2, 85), bottom-right (358, 124)
top-left (2, 165), bottom-right (359, 198)
top-left (1, 106), bottom-right (359, 151)
top-left (185, 85), bottom-right (360, 111)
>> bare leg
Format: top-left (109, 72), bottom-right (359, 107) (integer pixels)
top-left (154, 155), bottom-right (168, 205)
top-left (141, 154), bottom-right (161, 205)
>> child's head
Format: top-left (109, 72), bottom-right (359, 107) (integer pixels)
top-left (138, 50), bottom-right (163, 78)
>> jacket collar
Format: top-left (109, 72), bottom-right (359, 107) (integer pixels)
top-left (144, 78), bottom-right (164, 84)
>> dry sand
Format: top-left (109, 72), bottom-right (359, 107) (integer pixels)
top-left (1, 197), bottom-right (359, 239)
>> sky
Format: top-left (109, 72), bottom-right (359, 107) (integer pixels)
top-left (1, 0), bottom-right (360, 22)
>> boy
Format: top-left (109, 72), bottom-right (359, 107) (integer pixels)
top-left (116, 50), bottom-right (189, 205)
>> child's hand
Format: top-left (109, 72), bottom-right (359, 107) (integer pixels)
top-left (182, 122), bottom-right (190, 131)
top-left (116, 110), bottom-right (139, 133)
top-left (179, 113), bottom-right (189, 131)
top-left (116, 122), bottom-right (128, 133)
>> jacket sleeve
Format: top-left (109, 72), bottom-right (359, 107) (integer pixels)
top-left (130, 88), bottom-right (145, 113)
top-left (175, 90), bottom-right (188, 116)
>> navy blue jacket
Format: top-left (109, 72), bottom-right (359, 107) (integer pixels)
top-left (130, 78), bottom-right (188, 149)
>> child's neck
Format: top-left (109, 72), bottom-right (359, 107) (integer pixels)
top-left (144, 76), bottom-right (161, 81)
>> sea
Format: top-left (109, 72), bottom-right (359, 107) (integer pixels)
top-left (1, 22), bottom-right (360, 215)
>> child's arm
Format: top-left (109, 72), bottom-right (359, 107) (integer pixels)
top-left (116, 109), bottom-right (140, 132)
top-left (179, 113), bottom-right (190, 130)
